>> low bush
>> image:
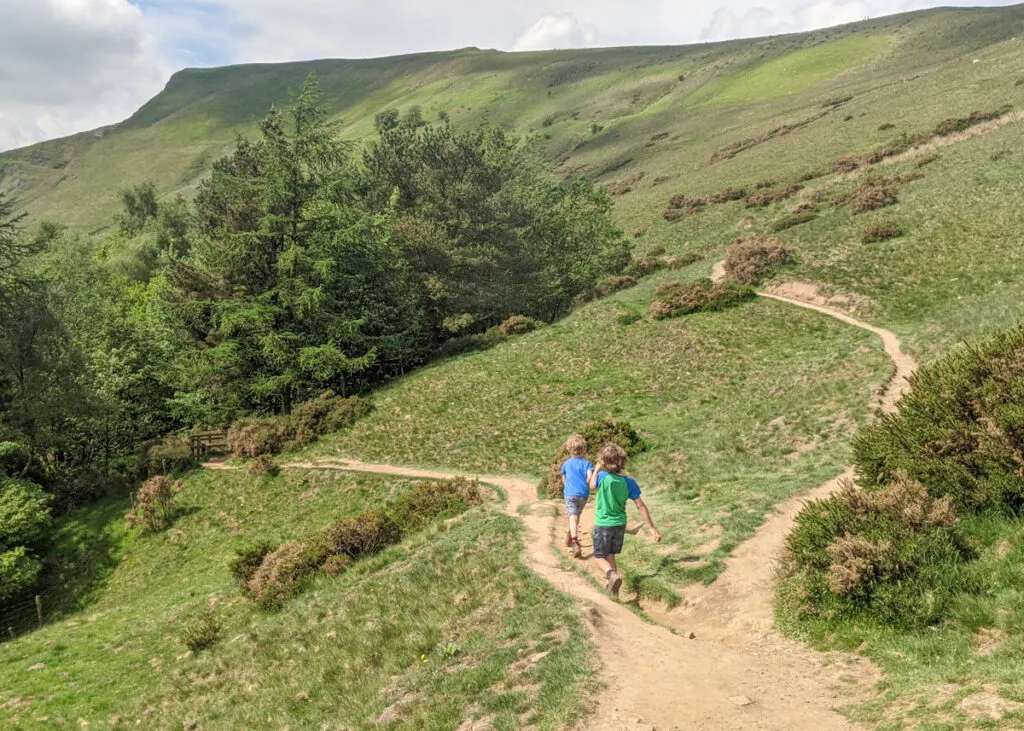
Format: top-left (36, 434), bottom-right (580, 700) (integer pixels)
top-left (632, 227), bottom-right (645, 239)
top-left (862, 219), bottom-right (904, 243)
top-left (878, 122), bottom-right (896, 131)
top-left (723, 236), bottom-right (793, 284)
top-left (665, 252), bottom-right (703, 269)
top-left (917, 153), bottom-right (939, 168)
top-left (229, 541), bottom-right (277, 592)
top-left (540, 419), bottom-right (648, 499)
top-left (666, 194), bottom-right (707, 214)
top-left (0, 477), bottom-right (51, 549)
top-left (246, 542), bottom-right (319, 609)
top-left (646, 244), bottom-right (666, 257)
top-left (626, 257), bottom-right (666, 278)
top-left (180, 611), bottom-right (222, 653)
top-left (391, 478), bottom-right (483, 533)
top-left (322, 510), bottom-right (402, 560)
top-left (290, 395), bottom-right (374, 446)
top-left (648, 278), bottom-right (755, 320)
top-left (754, 179), bottom-right (776, 190)
top-left (322, 554), bottom-right (349, 576)
top-left (246, 455), bottom-right (279, 478)
top-left (933, 106), bottom-right (1011, 136)
top-left (438, 327), bottom-right (507, 357)
top-left (615, 310), bottom-right (643, 326)
top-left (499, 315), bottom-right (542, 337)
top-left (228, 418), bottom-right (289, 458)
top-left (0, 546), bottom-right (43, 603)
top-left (125, 475), bottom-right (181, 534)
top-left (708, 187), bottom-right (747, 204)
top-left (782, 473), bottom-right (968, 628)
top-left (143, 436), bottom-right (195, 476)
top-left (745, 184), bottom-right (801, 208)
top-left (850, 177), bottom-right (899, 214)
top-left (771, 212), bottom-right (817, 232)
top-left (592, 275), bottom-right (637, 300)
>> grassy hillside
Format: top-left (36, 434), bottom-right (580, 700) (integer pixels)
top-left (0, 469), bottom-right (590, 728)
top-left (3, 5), bottom-right (1024, 728)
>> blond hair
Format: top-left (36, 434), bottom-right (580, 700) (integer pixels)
top-left (598, 443), bottom-right (627, 472)
top-left (565, 434), bottom-right (587, 457)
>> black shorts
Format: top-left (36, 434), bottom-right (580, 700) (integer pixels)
top-left (593, 525), bottom-right (626, 559)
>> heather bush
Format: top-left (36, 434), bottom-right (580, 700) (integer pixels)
top-left (323, 554), bottom-right (350, 576)
top-left (626, 256), bottom-right (667, 278)
top-left (540, 419), bottom-right (647, 498)
top-left (783, 473), bottom-right (969, 628)
top-left (862, 220), bottom-right (904, 243)
top-left (933, 106), bottom-right (1011, 136)
top-left (665, 252), bottom-right (702, 269)
top-left (745, 184), bottom-right (801, 208)
top-left (754, 179), bottom-right (776, 189)
top-left (125, 475), bottom-right (181, 534)
top-left (229, 541), bottom-right (277, 592)
top-left (228, 418), bottom-right (289, 458)
top-left (594, 275), bottom-right (638, 298)
top-left (648, 278), bottom-right (755, 320)
top-left (499, 315), bottom-right (542, 337)
top-left (723, 236), bottom-right (793, 284)
top-left (878, 122), bottom-right (896, 131)
top-left (771, 212), bottom-right (817, 232)
top-left (708, 187), bottom-right (747, 204)
top-left (666, 195), bottom-right (707, 214)
top-left (917, 153), bottom-right (939, 168)
top-left (390, 477), bottom-right (483, 533)
top-left (322, 510), bottom-right (402, 559)
top-left (290, 395), bottom-right (374, 445)
top-left (438, 327), bottom-right (508, 357)
top-left (180, 610), bottom-right (222, 652)
top-left (247, 542), bottom-right (319, 609)
top-left (646, 245), bottom-right (666, 257)
top-left (853, 326), bottom-right (1024, 514)
top-left (144, 436), bottom-right (196, 476)
top-left (246, 455), bottom-right (279, 478)
top-left (850, 177), bottom-right (898, 214)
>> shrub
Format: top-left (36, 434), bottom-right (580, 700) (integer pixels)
top-left (290, 395), bottom-right (374, 446)
top-left (626, 256), bottom-right (666, 278)
top-left (322, 510), bottom-right (402, 559)
top-left (391, 478), bottom-right (483, 533)
top-left (754, 179), bottom-right (776, 190)
top-left (854, 326), bottom-right (1024, 514)
top-left (228, 418), bottom-right (288, 458)
top-left (247, 542), bottom-right (318, 608)
top-left (632, 227), bottom-right (645, 239)
top-left (540, 420), bottom-right (647, 499)
top-left (646, 245), bottom-right (666, 257)
top-left (126, 475), bottom-right (182, 534)
top-left (180, 611), bottom-right (222, 652)
top-left (878, 122), bottom-right (896, 131)
top-left (229, 541), bottom-right (277, 593)
top-left (0, 547), bottom-right (42, 603)
top-left (783, 473), bottom-right (968, 627)
top-left (499, 315), bottom-right (542, 337)
top-left (723, 236), bottom-right (793, 284)
top-left (916, 153), bottom-right (939, 168)
top-left (246, 455), bottom-right (279, 478)
top-left (745, 184), bottom-right (801, 208)
top-left (144, 436), bottom-right (196, 476)
top-left (438, 327), bottom-right (508, 357)
top-left (616, 310), bottom-right (643, 326)
top-left (862, 219), bottom-right (904, 243)
top-left (647, 278), bottom-right (755, 320)
top-left (666, 195), bottom-right (707, 214)
top-left (323, 554), bottom-right (350, 576)
top-left (665, 252), bottom-right (702, 269)
top-left (991, 149), bottom-right (1011, 162)
top-left (587, 275), bottom-right (637, 301)
top-left (0, 442), bottom-right (31, 477)
top-left (0, 478), bottom-right (51, 549)
top-left (933, 106), bottom-right (1011, 136)
top-left (771, 212), bottom-right (817, 232)
top-left (850, 177), bottom-right (898, 214)
top-left (708, 187), bottom-right (747, 204)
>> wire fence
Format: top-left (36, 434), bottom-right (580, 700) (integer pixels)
top-left (0, 595), bottom-right (45, 643)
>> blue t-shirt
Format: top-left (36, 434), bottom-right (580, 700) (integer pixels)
top-left (561, 456), bottom-right (594, 498)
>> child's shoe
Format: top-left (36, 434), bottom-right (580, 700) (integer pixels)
top-left (572, 539), bottom-right (582, 559)
top-left (607, 571), bottom-right (623, 596)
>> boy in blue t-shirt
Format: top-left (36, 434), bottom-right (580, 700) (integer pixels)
top-left (587, 443), bottom-right (661, 596)
top-left (560, 434), bottom-right (593, 558)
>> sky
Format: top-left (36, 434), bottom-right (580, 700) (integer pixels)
top-left (0, 0), bottom-right (1019, 152)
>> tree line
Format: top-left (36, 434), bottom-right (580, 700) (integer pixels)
top-left (0, 74), bottom-right (628, 597)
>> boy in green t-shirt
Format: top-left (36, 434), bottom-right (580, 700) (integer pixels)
top-left (587, 443), bottom-right (661, 596)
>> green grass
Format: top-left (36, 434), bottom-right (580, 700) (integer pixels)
top-left (0, 469), bottom-right (591, 729)
top-left (304, 262), bottom-right (891, 600)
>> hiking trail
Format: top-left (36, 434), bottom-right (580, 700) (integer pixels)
top-left (205, 265), bottom-right (917, 730)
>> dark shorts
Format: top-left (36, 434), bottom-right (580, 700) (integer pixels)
top-left (564, 496), bottom-right (588, 517)
top-left (593, 525), bottom-right (626, 559)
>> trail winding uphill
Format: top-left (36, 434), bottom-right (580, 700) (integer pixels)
top-left (206, 266), bottom-right (918, 729)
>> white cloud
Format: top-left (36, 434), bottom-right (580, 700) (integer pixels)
top-left (513, 13), bottom-right (598, 51)
top-left (0, 0), bottom-right (170, 151)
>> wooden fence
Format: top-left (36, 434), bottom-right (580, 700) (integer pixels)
top-left (189, 430), bottom-right (230, 459)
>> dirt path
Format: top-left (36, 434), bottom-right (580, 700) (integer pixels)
top-left (204, 268), bottom-right (917, 729)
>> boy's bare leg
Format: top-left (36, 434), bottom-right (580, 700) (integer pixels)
top-left (569, 514), bottom-right (580, 541)
top-left (594, 555), bottom-right (617, 574)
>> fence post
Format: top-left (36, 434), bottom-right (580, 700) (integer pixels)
top-left (35, 596), bottom-right (43, 627)
top-left (6, 627), bottom-right (13, 640)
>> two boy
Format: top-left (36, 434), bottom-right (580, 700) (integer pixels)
top-left (560, 436), bottom-right (661, 596)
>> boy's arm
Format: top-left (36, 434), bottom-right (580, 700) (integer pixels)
top-left (633, 498), bottom-right (662, 542)
top-left (587, 461), bottom-right (603, 492)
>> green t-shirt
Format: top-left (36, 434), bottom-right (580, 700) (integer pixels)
top-left (594, 471), bottom-right (642, 527)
